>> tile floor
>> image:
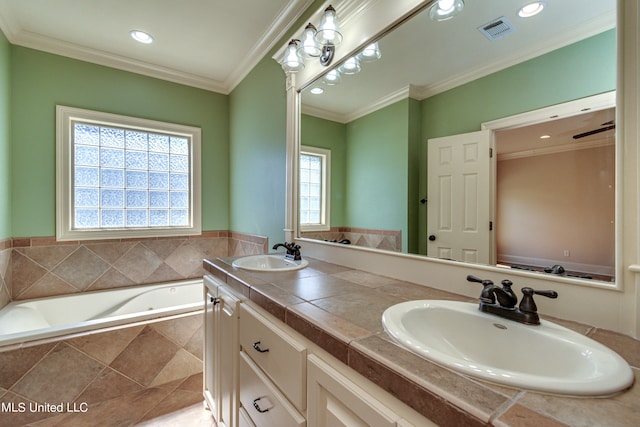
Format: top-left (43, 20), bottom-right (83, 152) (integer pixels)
top-left (136, 402), bottom-right (213, 427)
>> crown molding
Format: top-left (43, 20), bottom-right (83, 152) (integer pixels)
top-left (0, 0), bottom-right (313, 94)
top-left (414, 11), bottom-right (616, 100)
top-left (498, 138), bottom-right (614, 161)
top-left (226, 0), bottom-right (315, 91)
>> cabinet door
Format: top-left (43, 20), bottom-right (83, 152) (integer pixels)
top-left (203, 276), bottom-right (220, 420)
top-left (219, 285), bottom-right (241, 427)
top-left (307, 355), bottom-right (398, 427)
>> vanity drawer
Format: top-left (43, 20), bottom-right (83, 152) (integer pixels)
top-left (239, 406), bottom-right (256, 427)
top-left (240, 304), bottom-right (307, 411)
top-left (240, 351), bottom-right (306, 427)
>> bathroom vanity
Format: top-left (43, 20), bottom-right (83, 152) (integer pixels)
top-left (203, 256), bottom-right (639, 427)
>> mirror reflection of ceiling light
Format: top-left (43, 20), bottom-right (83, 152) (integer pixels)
top-left (310, 87), bottom-right (324, 95)
top-left (339, 57), bottom-right (361, 75)
top-left (323, 69), bottom-right (342, 85)
top-left (540, 135), bottom-right (551, 139)
top-left (130, 30), bottom-right (154, 44)
top-left (518, 2), bottom-right (546, 18)
top-left (429, 0), bottom-right (465, 21)
top-left (358, 42), bottom-right (382, 62)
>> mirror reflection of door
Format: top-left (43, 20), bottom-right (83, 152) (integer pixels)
top-left (427, 130), bottom-right (492, 264)
top-left (427, 106), bottom-right (615, 281)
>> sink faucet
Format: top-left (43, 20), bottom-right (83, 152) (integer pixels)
top-left (467, 275), bottom-right (558, 325)
top-left (272, 242), bottom-right (302, 261)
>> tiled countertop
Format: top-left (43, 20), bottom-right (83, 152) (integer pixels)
top-left (203, 257), bottom-right (640, 427)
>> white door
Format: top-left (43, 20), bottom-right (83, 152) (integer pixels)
top-left (427, 130), bottom-right (494, 264)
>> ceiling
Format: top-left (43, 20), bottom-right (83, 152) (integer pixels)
top-left (0, 0), bottom-right (617, 110)
top-left (300, 0), bottom-right (617, 121)
top-left (0, 0), bottom-right (313, 93)
top-left (496, 107), bottom-right (616, 158)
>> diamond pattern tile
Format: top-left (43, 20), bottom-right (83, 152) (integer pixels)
top-left (113, 243), bottom-right (164, 283)
top-left (0, 313), bottom-right (204, 426)
top-left (8, 232), bottom-right (267, 300)
top-left (52, 246), bottom-right (110, 290)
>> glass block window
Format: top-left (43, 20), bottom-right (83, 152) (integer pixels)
top-left (299, 146), bottom-right (330, 231)
top-left (57, 106), bottom-right (201, 241)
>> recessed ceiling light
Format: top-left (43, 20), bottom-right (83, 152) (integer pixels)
top-left (130, 30), bottom-right (154, 44)
top-left (310, 87), bottom-right (324, 95)
top-left (518, 2), bottom-right (546, 18)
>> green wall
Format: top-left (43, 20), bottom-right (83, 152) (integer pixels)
top-left (301, 114), bottom-right (347, 226)
top-left (228, 0), bottom-right (325, 247)
top-left (10, 46), bottom-right (229, 238)
top-left (228, 57), bottom-right (287, 245)
top-left (421, 29), bottom-right (617, 140)
top-left (0, 31), bottom-right (9, 240)
top-left (346, 99), bottom-right (410, 252)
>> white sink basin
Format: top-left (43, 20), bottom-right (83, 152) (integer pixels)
top-left (232, 254), bottom-right (309, 272)
top-left (382, 300), bottom-right (634, 396)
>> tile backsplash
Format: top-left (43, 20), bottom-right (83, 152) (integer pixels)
top-left (3, 231), bottom-right (267, 304)
top-left (301, 226), bottom-right (402, 252)
top-left (0, 241), bottom-right (10, 308)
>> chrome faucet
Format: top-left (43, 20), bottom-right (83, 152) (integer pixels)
top-left (467, 275), bottom-right (558, 325)
top-left (272, 242), bottom-right (302, 261)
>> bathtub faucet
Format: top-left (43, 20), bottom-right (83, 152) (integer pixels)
top-left (272, 242), bottom-right (302, 261)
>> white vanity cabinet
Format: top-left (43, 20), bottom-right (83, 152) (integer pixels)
top-left (239, 303), bottom-right (307, 426)
top-left (204, 273), bottom-right (434, 427)
top-left (307, 355), bottom-right (405, 427)
top-left (203, 275), bottom-right (241, 427)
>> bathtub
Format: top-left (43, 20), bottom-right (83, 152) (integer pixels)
top-left (0, 279), bottom-right (203, 349)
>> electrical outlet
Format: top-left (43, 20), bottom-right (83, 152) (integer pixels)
top-left (563, 249), bottom-right (570, 257)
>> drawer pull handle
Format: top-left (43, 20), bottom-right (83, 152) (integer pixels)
top-left (210, 296), bottom-right (221, 305)
top-left (253, 397), bottom-right (270, 413)
top-left (252, 341), bottom-right (269, 353)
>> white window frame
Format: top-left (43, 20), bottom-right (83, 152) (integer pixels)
top-left (299, 145), bottom-right (331, 232)
top-left (56, 105), bottom-right (202, 241)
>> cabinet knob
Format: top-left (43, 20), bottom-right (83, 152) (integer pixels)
top-left (253, 397), bottom-right (271, 413)
top-left (252, 341), bottom-right (269, 353)
top-left (209, 296), bottom-right (221, 305)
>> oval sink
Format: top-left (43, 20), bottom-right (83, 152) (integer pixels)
top-left (232, 254), bottom-right (309, 272)
top-left (382, 300), bottom-right (634, 396)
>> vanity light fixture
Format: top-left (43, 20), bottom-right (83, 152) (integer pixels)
top-left (282, 5), bottom-right (342, 73)
top-left (282, 39), bottom-right (305, 73)
top-left (429, 0), bottom-right (465, 22)
top-left (518, 2), bottom-right (546, 18)
top-left (130, 30), bottom-right (154, 44)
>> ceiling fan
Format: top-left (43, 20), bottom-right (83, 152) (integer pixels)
top-left (572, 120), bottom-right (616, 139)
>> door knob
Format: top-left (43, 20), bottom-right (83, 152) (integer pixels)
top-left (428, 235), bottom-right (436, 241)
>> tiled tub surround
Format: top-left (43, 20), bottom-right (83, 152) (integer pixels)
top-left (204, 257), bottom-right (640, 427)
top-left (0, 240), bottom-right (11, 310)
top-left (301, 226), bottom-right (402, 251)
top-left (0, 311), bottom-right (204, 427)
top-left (8, 231), bottom-right (267, 302)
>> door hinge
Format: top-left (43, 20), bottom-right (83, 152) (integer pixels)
top-left (489, 221), bottom-right (493, 231)
top-left (490, 147), bottom-right (493, 158)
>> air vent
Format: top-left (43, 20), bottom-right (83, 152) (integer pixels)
top-left (478, 17), bottom-right (515, 41)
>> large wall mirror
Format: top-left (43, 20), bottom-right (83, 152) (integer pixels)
top-left (297, 0), bottom-right (618, 286)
